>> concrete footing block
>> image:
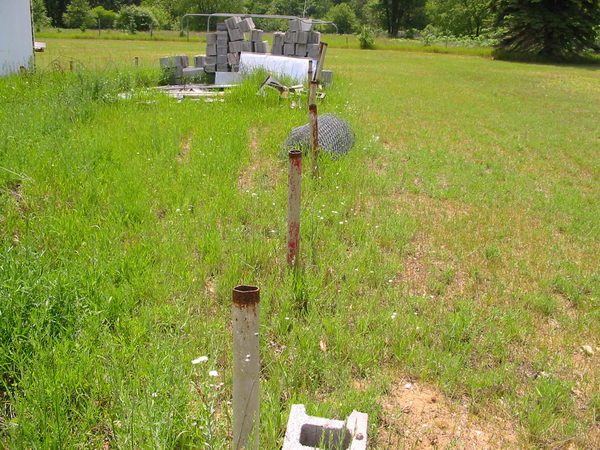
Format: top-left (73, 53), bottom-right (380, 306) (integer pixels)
top-left (215, 71), bottom-right (243, 85)
top-left (182, 67), bottom-right (204, 79)
top-left (282, 404), bottom-right (368, 449)
top-left (239, 17), bottom-right (255, 32)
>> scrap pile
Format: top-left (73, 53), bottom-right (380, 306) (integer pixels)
top-left (160, 17), bottom-right (334, 85)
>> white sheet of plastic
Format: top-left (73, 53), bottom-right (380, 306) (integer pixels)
top-left (0, 2), bottom-right (34, 76)
top-left (239, 53), bottom-right (316, 82)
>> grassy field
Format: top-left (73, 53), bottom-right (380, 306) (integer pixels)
top-left (1, 37), bottom-right (599, 448)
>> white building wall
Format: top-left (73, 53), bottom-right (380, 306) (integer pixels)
top-left (0, 1), bottom-right (34, 77)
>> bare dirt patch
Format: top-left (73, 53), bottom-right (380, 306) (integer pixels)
top-left (237, 126), bottom-right (278, 192)
top-left (177, 132), bottom-right (193, 164)
top-left (378, 379), bottom-right (518, 448)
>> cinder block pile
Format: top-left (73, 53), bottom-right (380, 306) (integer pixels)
top-left (272, 19), bottom-right (320, 59)
top-left (199, 16), bottom-right (269, 74)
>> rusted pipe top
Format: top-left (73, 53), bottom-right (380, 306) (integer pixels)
top-left (233, 285), bottom-right (260, 306)
top-left (289, 150), bottom-right (302, 159)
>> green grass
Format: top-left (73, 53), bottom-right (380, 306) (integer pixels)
top-left (1, 38), bottom-right (599, 448)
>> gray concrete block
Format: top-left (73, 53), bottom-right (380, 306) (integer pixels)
top-left (216, 71), bottom-right (243, 84)
top-left (240, 41), bottom-right (253, 52)
top-left (239, 17), bottom-right (255, 32)
top-left (272, 44), bottom-right (283, 55)
top-left (307, 31), bottom-right (321, 44)
top-left (272, 32), bottom-right (285, 47)
top-left (206, 32), bottom-right (218, 45)
top-left (250, 29), bottom-right (263, 42)
top-left (228, 27), bottom-right (245, 42)
top-left (204, 56), bottom-right (216, 65)
top-left (289, 18), bottom-right (312, 32)
top-left (217, 44), bottom-right (228, 55)
top-left (307, 43), bottom-right (320, 59)
top-left (159, 56), bottom-right (176, 68)
top-left (217, 54), bottom-right (228, 64)
top-left (194, 55), bottom-right (206, 68)
top-left (182, 67), bottom-right (205, 79)
top-left (204, 64), bottom-right (216, 73)
top-left (228, 41), bottom-right (241, 53)
top-left (216, 31), bottom-right (228, 42)
top-left (254, 41), bottom-right (268, 53)
top-left (283, 43), bottom-right (295, 56)
top-left (225, 16), bottom-right (241, 31)
top-left (227, 52), bottom-right (240, 66)
top-left (297, 31), bottom-right (308, 44)
top-left (216, 23), bottom-right (227, 31)
top-left (321, 70), bottom-right (333, 85)
top-left (282, 405), bottom-right (367, 450)
top-left (284, 31), bottom-right (297, 44)
top-left (206, 43), bottom-right (217, 56)
top-left (295, 43), bottom-right (307, 57)
top-left (216, 63), bottom-right (229, 72)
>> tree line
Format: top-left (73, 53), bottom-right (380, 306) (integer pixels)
top-left (33, 0), bottom-right (599, 59)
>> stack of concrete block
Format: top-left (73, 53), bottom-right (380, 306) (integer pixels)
top-left (281, 19), bottom-right (320, 58)
top-left (201, 18), bottom-right (271, 73)
top-left (160, 55), bottom-right (205, 81)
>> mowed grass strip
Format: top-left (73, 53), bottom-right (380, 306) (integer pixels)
top-left (1, 40), bottom-right (599, 448)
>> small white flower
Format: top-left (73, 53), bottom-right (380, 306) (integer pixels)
top-left (175, 208), bottom-right (181, 213)
top-left (151, 392), bottom-right (158, 398)
top-left (284, 317), bottom-right (290, 320)
top-left (388, 279), bottom-right (393, 283)
top-left (331, 210), bottom-right (338, 214)
top-left (192, 356), bottom-right (209, 364)
top-left (339, 221), bottom-right (344, 225)
top-left (391, 313), bottom-right (397, 319)
top-left (208, 370), bottom-right (219, 377)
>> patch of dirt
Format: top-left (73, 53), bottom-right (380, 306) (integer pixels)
top-left (177, 132), bottom-right (193, 164)
top-left (378, 380), bottom-right (518, 449)
top-left (237, 126), bottom-right (278, 192)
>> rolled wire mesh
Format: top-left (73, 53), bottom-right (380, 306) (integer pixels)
top-left (283, 114), bottom-right (354, 156)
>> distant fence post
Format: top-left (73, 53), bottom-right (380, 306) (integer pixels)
top-left (232, 285), bottom-right (260, 450)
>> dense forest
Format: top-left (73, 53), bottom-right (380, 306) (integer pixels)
top-left (33, 0), bottom-right (600, 58)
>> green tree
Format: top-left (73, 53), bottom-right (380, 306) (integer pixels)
top-left (63, 0), bottom-right (94, 31)
top-left (116, 5), bottom-right (158, 32)
top-left (327, 3), bottom-right (359, 33)
top-left (378, 0), bottom-right (426, 37)
top-left (91, 6), bottom-right (118, 29)
top-left (32, 0), bottom-right (52, 31)
top-left (492, 0), bottom-right (600, 58)
top-left (426, 0), bottom-right (491, 36)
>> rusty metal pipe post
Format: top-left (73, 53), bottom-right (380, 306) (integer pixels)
top-left (232, 285), bottom-right (261, 450)
top-left (287, 150), bottom-right (302, 266)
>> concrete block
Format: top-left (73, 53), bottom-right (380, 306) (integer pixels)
top-left (254, 41), bottom-right (268, 53)
top-left (179, 55), bottom-right (189, 67)
top-left (204, 64), bottom-right (216, 73)
top-left (216, 31), bottom-right (228, 42)
top-left (284, 31), bottom-right (297, 44)
top-left (240, 41), bottom-right (253, 52)
top-left (216, 71), bottom-right (243, 84)
top-left (272, 32), bottom-right (285, 47)
top-left (283, 43), bottom-right (295, 56)
top-left (206, 32), bottom-right (218, 45)
top-left (204, 56), bottom-right (216, 66)
top-left (217, 54), bottom-right (228, 65)
top-left (206, 43), bottom-right (217, 56)
top-left (307, 43), bottom-right (320, 59)
top-left (194, 55), bottom-right (206, 68)
top-left (272, 42), bottom-right (283, 55)
top-left (289, 18), bottom-right (312, 32)
top-left (225, 16), bottom-right (242, 31)
top-left (282, 405), bottom-right (367, 450)
top-left (297, 31), bottom-right (308, 44)
top-left (182, 67), bottom-right (205, 79)
top-left (227, 52), bottom-right (240, 66)
top-left (217, 44), bottom-right (228, 55)
top-left (308, 31), bottom-right (321, 44)
top-left (229, 41), bottom-right (242, 53)
top-left (216, 63), bottom-right (229, 72)
top-left (159, 56), bottom-right (177, 68)
top-left (216, 22), bottom-right (227, 31)
top-left (228, 27), bottom-right (245, 42)
top-left (295, 43), bottom-right (307, 57)
top-left (239, 17), bottom-right (255, 32)
top-left (321, 70), bottom-right (334, 85)
top-left (250, 29), bottom-right (263, 42)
